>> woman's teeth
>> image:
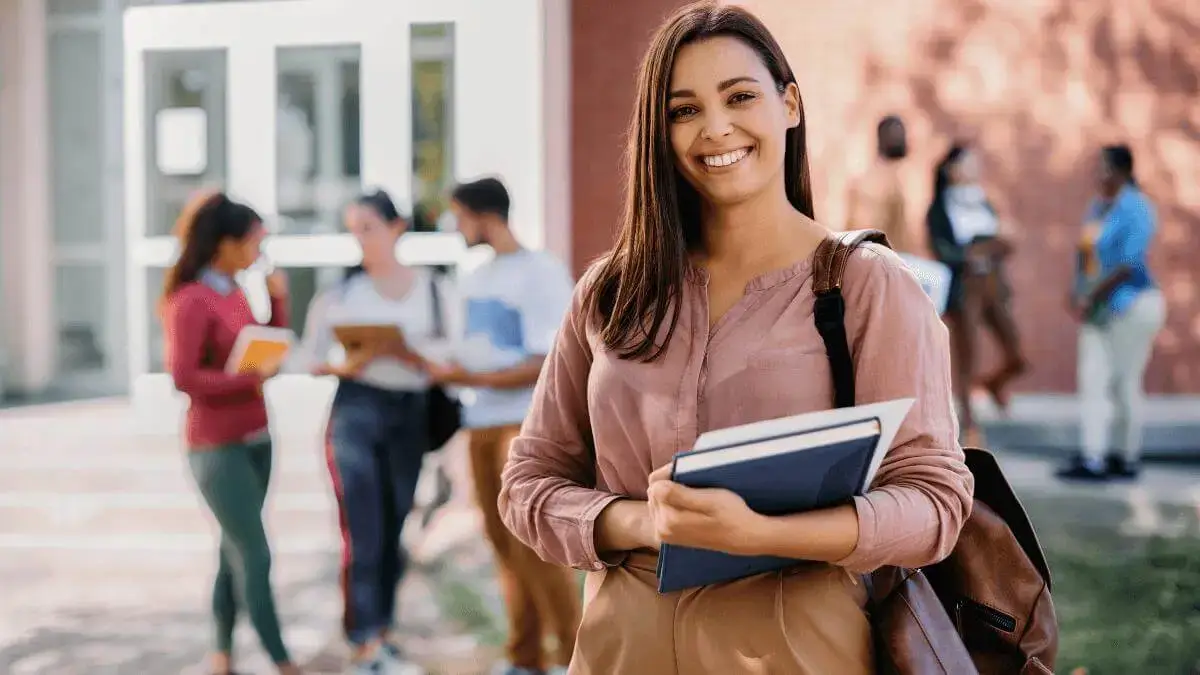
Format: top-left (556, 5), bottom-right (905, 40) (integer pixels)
top-left (701, 147), bottom-right (750, 168)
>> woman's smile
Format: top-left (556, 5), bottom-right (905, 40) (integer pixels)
top-left (699, 146), bottom-right (754, 171)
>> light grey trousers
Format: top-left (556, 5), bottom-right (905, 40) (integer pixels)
top-left (1078, 289), bottom-right (1166, 462)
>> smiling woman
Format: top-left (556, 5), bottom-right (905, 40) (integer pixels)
top-left (497, 2), bottom-right (971, 674)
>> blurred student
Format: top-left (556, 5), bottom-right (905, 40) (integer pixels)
top-left (426, 177), bottom-right (580, 675)
top-left (1059, 145), bottom-right (1165, 481)
top-left (927, 143), bottom-right (1026, 444)
top-left (847, 115), bottom-right (915, 254)
top-left (291, 191), bottom-right (450, 674)
top-left (161, 191), bottom-right (300, 675)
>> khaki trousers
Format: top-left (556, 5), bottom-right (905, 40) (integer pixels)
top-left (469, 424), bottom-right (582, 670)
top-left (570, 552), bottom-right (873, 674)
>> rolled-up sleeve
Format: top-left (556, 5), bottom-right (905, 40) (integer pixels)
top-left (834, 245), bottom-right (975, 574)
top-left (498, 278), bottom-right (622, 571)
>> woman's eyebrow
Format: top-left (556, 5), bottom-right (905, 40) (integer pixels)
top-left (668, 76), bottom-right (760, 100)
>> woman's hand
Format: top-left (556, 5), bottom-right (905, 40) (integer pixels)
top-left (253, 354), bottom-right (285, 379)
top-left (646, 464), bottom-right (766, 556)
top-left (426, 361), bottom-right (473, 386)
top-left (1068, 294), bottom-right (1092, 322)
top-left (595, 499), bottom-right (658, 555)
top-left (265, 270), bottom-right (289, 299)
top-left (376, 333), bottom-right (428, 370)
top-left (313, 350), bottom-right (375, 378)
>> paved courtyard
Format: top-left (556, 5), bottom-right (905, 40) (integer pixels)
top-left (1, 398), bottom-right (1198, 674)
top-left (0, 400), bottom-right (504, 675)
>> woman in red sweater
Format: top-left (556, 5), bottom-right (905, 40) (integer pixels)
top-left (161, 192), bottom-right (301, 675)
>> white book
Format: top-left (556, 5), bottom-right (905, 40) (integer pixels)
top-left (686, 397), bottom-right (915, 492)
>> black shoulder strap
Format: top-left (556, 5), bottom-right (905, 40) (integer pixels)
top-left (811, 229), bottom-right (891, 409)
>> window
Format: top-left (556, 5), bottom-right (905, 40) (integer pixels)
top-left (276, 45), bottom-right (362, 235)
top-left (410, 23), bottom-right (454, 233)
top-left (144, 49), bottom-right (228, 237)
top-left (55, 264), bottom-right (108, 374)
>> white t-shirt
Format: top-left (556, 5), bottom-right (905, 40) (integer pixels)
top-left (454, 249), bottom-right (574, 429)
top-left (945, 184), bottom-right (999, 245)
top-left (290, 269), bottom-right (459, 391)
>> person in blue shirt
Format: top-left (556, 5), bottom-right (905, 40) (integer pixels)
top-left (426, 177), bottom-right (579, 675)
top-left (1058, 144), bottom-right (1166, 481)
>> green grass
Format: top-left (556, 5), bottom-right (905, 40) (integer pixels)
top-left (426, 493), bottom-right (1200, 674)
top-left (1025, 496), bottom-right (1200, 675)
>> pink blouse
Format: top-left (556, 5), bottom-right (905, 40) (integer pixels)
top-left (498, 244), bottom-right (973, 575)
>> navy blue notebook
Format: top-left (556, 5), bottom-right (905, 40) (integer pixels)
top-left (655, 398), bottom-right (914, 594)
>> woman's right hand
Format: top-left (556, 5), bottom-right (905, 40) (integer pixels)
top-left (312, 350), bottom-right (374, 378)
top-left (253, 355), bottom-right (285, 379)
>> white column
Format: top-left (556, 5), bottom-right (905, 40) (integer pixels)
top-left (454, 0), bottom-right (544, 250)
top-left (103, 0), bottom-right (129, 390)
top-left (0, 0), bottom-right (56, 393)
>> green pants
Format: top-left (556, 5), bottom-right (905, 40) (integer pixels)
top-left (188, 438), bottom-right (291, 663)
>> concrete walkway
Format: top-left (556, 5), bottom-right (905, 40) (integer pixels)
top-left (1, 398), bottom-right (1197, 674)
top-left (975, 393), bottom-right (1200, 459)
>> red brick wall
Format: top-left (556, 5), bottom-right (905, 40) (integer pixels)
top-left (569, 0), bottom-right (693, 274)
top-left (569, 0), bottom-right (1200, 393)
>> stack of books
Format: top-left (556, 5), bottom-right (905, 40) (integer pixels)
top-left (656, 398), bottom-right (914, 593)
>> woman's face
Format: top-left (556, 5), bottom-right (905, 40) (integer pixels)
top-left (216, 221), bottom-right (266, 272)
top-left (950, 150), bottom-right (981, 185)
top-left (345, 203), bottom-right (402, 263)
top-left (667, 35), bottom-right (800, 209)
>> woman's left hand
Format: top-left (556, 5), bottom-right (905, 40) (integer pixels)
top-left (265, 270), bottom-right (289, 299)
top-left (646, 465), bottom-right (765, 556)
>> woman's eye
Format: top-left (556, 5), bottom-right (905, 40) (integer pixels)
top-left (668, 105), bottom-right (698, 121)
top-left (729, 91), bottom-right (757, 105)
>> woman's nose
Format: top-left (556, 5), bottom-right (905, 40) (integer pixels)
top-left (700, 117), bottom-right (734, 140)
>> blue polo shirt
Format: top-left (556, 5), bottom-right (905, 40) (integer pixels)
top-left (1085, 184), bottom-right (1157, 315)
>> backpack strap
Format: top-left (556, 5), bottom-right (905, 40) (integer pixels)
top-left (428, 268), bottom-right (446, 339)
top-left (812, 229), bottom-right (892, 409)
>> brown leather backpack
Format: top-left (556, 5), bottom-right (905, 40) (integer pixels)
top-left (811, 230), bottom-right (1059, 675)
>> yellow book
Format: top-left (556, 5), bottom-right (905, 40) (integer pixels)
top-left (225, 325), bottom-right (295, 375)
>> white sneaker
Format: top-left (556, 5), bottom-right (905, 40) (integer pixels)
top-left (377, 646), bottom-right (426, 675)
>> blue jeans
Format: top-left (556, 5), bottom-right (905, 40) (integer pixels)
top-left (325, 380), bottom-right (429, 645)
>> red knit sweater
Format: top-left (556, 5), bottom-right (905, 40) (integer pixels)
top-left (163, 280), bottom-right (289, 449)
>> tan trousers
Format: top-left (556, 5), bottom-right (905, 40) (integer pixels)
top-left (468, 424), bottom-right (582, 670)
top-left (570, 552), bottom-right (873, 674)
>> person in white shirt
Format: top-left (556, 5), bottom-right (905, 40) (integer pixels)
top-left (926, 144), bottom-right (1027, 444)
top-left (291, 190), bottom-right (453, 675)
top-left (425, 177), bottom-right (579, 675)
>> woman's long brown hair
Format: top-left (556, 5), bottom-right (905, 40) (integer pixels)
top-left (158, 190), bottom-right (261, 316)
top-left (583, 2), bottom-right (814, 362)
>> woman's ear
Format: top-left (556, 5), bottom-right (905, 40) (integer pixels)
top-left (783, 82), bottom-right (801, 129)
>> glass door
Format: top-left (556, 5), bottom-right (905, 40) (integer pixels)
top-left (47, 0), bottom-right (126, 396)
top-left (123, 0), bottom-right (550, 422)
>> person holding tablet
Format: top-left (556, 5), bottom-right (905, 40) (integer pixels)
top-left (291, 190), bottom-right (454, 675)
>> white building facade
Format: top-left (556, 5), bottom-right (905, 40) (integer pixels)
top-left (0, 0), bottom-right (572, 412)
